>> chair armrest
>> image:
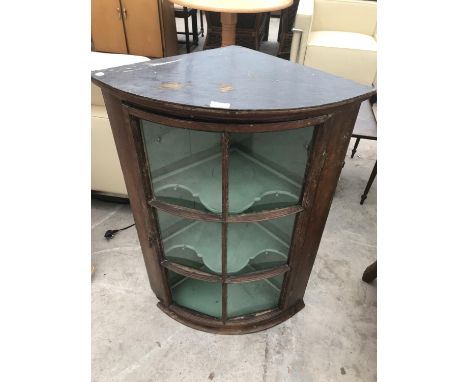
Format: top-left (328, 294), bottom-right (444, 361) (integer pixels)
top-left (290, 0), bottom-right (314, 63)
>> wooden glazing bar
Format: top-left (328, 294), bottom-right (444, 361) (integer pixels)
top-left (227, 205), bottom-right (303, 222)
top-left (148, 199), bottom-right (223, 222)
top-left (161, 260), bottom-right (222, 282)
top-left (300, 123), bottom-right (329, 209)
top-left (225, 264), bottom-right (290, 284)
top-left (123, 103), bottom-right (331, 133)
top-left (149, 198), bottom-right (302, 223)
top-left (221, 133), bottom-right (230, 323)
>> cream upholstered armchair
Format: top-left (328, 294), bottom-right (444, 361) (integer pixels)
top-left (91, 52), bottom-right (149, 197)
top-left (290, 0), bottom-right (377, 86)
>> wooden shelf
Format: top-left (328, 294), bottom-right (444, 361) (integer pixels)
top-left (154, 148), bottom-right (301, 214)
top-left (163, 214), bottom-right (294, 274)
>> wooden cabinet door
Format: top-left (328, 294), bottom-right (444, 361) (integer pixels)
top-left (92, 0), bottom-right (128, 54)
top-left (121, 0), bottom-right (163, 57)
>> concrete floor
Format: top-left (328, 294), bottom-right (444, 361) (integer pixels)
top-left (92, 15), bottom-right (376, 382)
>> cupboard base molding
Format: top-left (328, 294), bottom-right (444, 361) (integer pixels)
top-left (157, 300), bottom-right (305, 334)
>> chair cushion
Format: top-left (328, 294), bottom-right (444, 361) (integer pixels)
top-left (305, 31), bottom-right (376, 86)
top-left (91, 52), bottom-right (150, 106)
top-left (91, 109), bottom-right (127, 195)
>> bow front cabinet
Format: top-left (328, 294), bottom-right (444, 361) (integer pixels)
top-left (92, 46), bottom-right (375, 334)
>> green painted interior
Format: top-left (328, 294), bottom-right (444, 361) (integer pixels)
top-left (143, 121), bottom-right (312, 318)
top-left (141, 121), bottom-right (222, 212)
top-left (228, 274), bottom-right (284, 318)
top-left (141, 121), bottom-right (314, 214)
top-left (168, 270), bottom-right (283, 319)
top-left (158, 210), bottom-right (294, 274)
top-left (230, 128), bottom-right (315, 188)
top-left (168, 270), bottom-right (223, 318)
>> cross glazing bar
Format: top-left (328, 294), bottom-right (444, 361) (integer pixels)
top-left (221, 133), bottom-right (230, 322)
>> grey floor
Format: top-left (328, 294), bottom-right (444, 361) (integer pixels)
top-left (92, 14), bottom-right (376, 382)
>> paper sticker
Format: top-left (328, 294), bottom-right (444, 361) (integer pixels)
top-left (210, 101), bottom-right (231, 109)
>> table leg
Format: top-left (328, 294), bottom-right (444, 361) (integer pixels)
top-left (220, 12), bottom-right (237, 47)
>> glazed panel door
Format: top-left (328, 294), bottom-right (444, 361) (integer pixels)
top-left (138, 113), bottom-right (317, 320)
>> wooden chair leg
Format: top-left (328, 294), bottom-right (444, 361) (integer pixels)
top-left (191, 9), bottom-right (199, 45)
top-left (360, 161), bottom-right (377, 205)
top-left (277, 17), bottom-right (282, 42)
top-left (351, 137), bottom-right (360, 158)
top-left (362, 261), bottom-right (377, 283)
top-left (199, 10), bottom-right (204, 37)
top-left (183, 8), bottom-right (190, 53)
top-left (264, 14), bottom-right (270, 41)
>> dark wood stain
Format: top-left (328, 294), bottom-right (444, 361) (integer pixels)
top-left (221, 133), bottom-right (229, 323)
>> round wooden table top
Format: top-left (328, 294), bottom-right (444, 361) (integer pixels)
top-left (168, 0), bottom-right (293, 13)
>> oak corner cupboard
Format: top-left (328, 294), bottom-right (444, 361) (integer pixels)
top-left (91, 46), bottom-right (375, 334)
top-left (91, 0), bottom-right (177, 58)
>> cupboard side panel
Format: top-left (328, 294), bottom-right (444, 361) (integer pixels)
top-left (102, 91), bottom-right (171, 305)
top-left (281, 102), bottom-right (362, 310)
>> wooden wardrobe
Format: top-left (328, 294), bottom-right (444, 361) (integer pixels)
top-left (92, 0), bottom-right (177, 58)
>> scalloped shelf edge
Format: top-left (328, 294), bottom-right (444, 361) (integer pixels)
top-left (156, 184), bottom-right (299, 214)
top-left (165, 245), bottom-right (288, 274)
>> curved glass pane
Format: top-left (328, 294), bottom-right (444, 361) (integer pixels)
top-left (227, 214), bottom-right (295, 275)
top-left (141, 120), bottom-right (222, 213)
top-left (228, 127), bottom-right (315, 214)
top-left (227, 274), bottom-right (284, 318)
top-left (157, 209), bottom-right (222, 275)
top-left (168, 270), bottom-right (222, 318)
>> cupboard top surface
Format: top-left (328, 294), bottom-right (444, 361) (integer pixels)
top-left (91, 46), bottom-right (374, 116)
